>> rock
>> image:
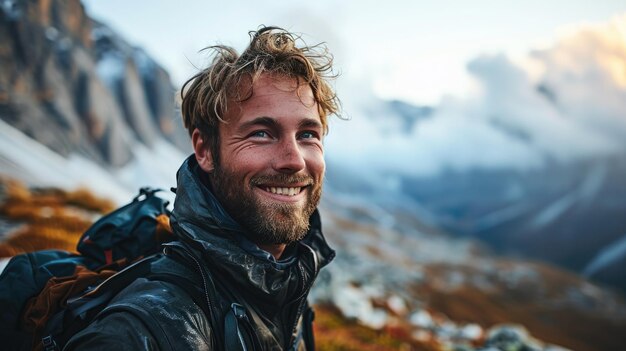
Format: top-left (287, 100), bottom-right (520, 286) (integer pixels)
top-left (387, 294), bottom-right (408, 315)
top-left (333, 282), bottom-right (388, 329)
top-left (483, 324), bottom-right (541, 351)
top-left (459, 323), bottom-right (483, 341)
top-left (409, 309), bottom-right (434, 329)
top-left (0, 0), bottom-right (187, 171)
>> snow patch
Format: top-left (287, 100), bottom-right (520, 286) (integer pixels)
top-left (333, 283), bottom-right (388, 329)
top-left (96, 52), bottom-right (126, 89)
top-left (115, 139), bottom-right (187, 204)
top-left (583, 233), bottom-right (626, 277)
top-left (0, 118), bottom-right (186, 205)
top-left (0, 118), bottom-right (129, 202)
top-left (387, 295), bottom-right (407, 315)
top-left (531, 164), bottom-right (609, 229)
top-left (531, 192), bottom-right (578, 229)
top-left (409, 309), bottom-right (434, 328)
top-left (460, 323), bottom-right (483, 340)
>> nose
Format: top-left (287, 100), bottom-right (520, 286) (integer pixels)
top-left (273, 137), bottom-right (306, 174)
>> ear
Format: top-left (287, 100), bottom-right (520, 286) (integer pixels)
top-left (191, 128), bottom-right (214, 173)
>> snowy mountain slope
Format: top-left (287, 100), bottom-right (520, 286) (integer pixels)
top-left (326, 147), bottom-right (626, 292)
top-left (0, 117), bottom-right (185, 204)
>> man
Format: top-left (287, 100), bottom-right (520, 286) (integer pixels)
top-left (64, 26), bottom-right (339, 350)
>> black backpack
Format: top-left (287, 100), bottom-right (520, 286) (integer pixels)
top-left (0, 188), bottom-right (174, 350)
top-left (0, 187), bottom-right (316, 350)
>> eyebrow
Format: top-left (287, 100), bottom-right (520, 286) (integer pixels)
top-left (237, 116), bottom-right (322, 132)
top-left (237, 117), bottom-right (278, 132)
top-left (298, 118), bottom-right (323, 130)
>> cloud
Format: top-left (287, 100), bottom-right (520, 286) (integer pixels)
top-left (531, 13), bottom-right (626, 142)
top-left (468, 53), bottom-right (617, 162)
top-left (326, 13), bottom-right (626, 179)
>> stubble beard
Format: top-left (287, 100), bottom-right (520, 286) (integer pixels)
top-left (209, 167), bottom-right (322, 245)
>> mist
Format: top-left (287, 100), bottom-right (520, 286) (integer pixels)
top-left (325, 14), bottom-right (626, 180)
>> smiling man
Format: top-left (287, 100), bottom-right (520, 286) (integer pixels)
top-left (65, 27), bottom-right (339, 350)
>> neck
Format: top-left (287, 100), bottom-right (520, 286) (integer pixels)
top-left (258, 243), bottom-right (287, 260)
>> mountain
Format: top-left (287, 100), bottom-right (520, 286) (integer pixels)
top-left (0, 0), bottom-right (189, 164)
top-left (0, 0), bottom-right (188, 202)
top-left (398, 153), bottom-right (626, 286)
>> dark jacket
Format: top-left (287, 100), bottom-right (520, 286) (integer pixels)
top-left (63, 157), bottom-right (335, 350)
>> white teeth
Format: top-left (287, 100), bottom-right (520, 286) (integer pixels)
top-left (264, 186), bottom-right (302, 196)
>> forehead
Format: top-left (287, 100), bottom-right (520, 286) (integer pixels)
top-left (225, 74), bottom-right (320, 124)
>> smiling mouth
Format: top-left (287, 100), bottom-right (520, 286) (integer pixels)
top-left (261, 186), bottom-right (304, 197)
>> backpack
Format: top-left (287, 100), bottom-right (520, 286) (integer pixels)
top-left (0, 187), bottom-right (175, 351)
top-left (0, 187), bottom-right (316, 351)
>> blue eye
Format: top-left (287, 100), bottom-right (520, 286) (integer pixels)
top-left (251, 131), bottom-right (269, 138)
top-left (300, 131), bottom-right (316, 139)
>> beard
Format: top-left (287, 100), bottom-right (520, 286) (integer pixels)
top-left (209, 167), bottom-right (322, 245)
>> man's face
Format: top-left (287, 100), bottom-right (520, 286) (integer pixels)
top-left (208, 74), bottom-right (325, 245)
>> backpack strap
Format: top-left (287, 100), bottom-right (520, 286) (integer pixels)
top-left (161, 242), bottom-right (226, 348)
top-left (224, 303), bottom-right (249, 351)
top-left (224, 303), bottom-right (263, 351)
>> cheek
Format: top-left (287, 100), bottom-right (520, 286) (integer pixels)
top-left (220, 148), bottom-right (267, 177)
top-left (306, 151), bottom-right (326, 178)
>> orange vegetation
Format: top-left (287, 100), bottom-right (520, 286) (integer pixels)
top-left (314, 304), bottom-right (441, 351)
top-left (416, 262), bottom-right (626, 351)
top-left (0, 178), bottom-right (113, 257)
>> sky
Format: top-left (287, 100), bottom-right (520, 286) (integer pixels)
top-left (81, 0), bottom-right (626, 105)
top-left (81, 1), bottom-right (626, 179)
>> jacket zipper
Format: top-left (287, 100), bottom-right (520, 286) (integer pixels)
top-left (289, 243), bottom-right (319, 304)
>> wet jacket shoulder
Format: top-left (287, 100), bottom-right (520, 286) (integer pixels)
top-left (63, 276), bottom-right (213, 351)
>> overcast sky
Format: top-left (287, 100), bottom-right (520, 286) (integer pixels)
top-left (80, 1), bottom-right (626, 179)
top-left (82, 1), bottom-right (626, 105)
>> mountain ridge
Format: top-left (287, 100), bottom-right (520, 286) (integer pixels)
top-left (0, 0), bottom-right (189, 170)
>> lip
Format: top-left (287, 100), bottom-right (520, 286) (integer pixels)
top-left (254, 185), bottom-right (307, 203)
top-left (258, 182), bottom-right (310, 188)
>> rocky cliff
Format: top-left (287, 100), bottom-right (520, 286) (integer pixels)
top-left (0, 0), bottom-right (189, 171)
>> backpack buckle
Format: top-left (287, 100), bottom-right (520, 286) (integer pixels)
top-left (42, 335), bottom-right (58, 351)
top-left (231, 303), bottom-right (248, 320)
